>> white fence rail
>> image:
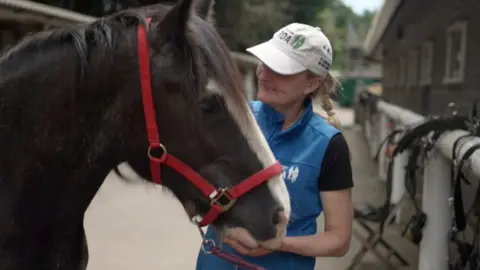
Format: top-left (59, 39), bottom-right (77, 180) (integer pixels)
top-left (357, 95), bottom-right (480, 270)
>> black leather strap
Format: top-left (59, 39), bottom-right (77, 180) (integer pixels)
top-left (453, 143), bottom-right (480, 232)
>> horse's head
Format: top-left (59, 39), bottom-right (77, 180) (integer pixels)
top-left (116, 0), bottom-right (290, 250)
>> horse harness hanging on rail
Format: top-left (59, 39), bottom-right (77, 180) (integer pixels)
top-left (448, 133), bottom-right (480, 270)
top-left (448, 106), bottom-right (480, 270)
top-left (370, 99), bottom-right (480, 269)
top-left (136, 18), bottom-right (278, 270)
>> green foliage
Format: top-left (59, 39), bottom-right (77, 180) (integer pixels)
top-left (213, 0), bottom-right (334, 51)
top-left (315, 0), bottom-right (376, 70)
top-left (31, 0), bottom-right (375, 70)
top-left (214, 0), bottom-right (293, 51)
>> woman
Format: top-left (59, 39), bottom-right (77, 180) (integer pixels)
top-left (196, 22), bottom-right (354, 270)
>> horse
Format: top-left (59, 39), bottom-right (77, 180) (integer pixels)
top-left (0, 0), bottom-right (291, 269)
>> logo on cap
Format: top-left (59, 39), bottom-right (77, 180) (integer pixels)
top-left (290, 35), bottom-right (305, 49)
top-left (318, 57), bottom-right (331, 70)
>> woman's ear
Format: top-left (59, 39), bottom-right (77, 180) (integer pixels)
top-left (304, 76), bottom-right (322, 95)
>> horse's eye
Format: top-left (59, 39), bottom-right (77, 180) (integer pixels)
top-left (200, 95), bottom-right (222, 113)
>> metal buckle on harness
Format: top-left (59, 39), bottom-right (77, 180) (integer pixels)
top-left (147, 143), bottom-right (167, 163)
top-left (210, 188), bottom-right (237, 212)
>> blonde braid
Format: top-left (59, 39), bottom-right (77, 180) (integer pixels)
top-left (320, 93), bottom-right (341, 129)
top-left (310, 72), bottom-right (342, 129)
top-left (310, 72), bottom-right (351, 159)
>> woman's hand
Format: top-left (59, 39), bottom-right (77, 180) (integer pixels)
top-left (222, 237), bottom-right (273, 257)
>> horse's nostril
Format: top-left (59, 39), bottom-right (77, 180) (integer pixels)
top-left (272, 206), bottom-right (285, 225)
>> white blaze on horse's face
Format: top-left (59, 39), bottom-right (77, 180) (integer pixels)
top-left (206, 79), bottom-right (291, 247)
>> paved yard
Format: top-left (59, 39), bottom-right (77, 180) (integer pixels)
top-left (315, 125), bottom-right (418, 270)
top-left (84, 106), bottom-right (417, 270)
top-left (316, 105), bottom-right (419, 270)
top-left (84, 169), bottom-right (203, 270)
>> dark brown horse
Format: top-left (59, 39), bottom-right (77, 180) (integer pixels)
top-left (0, 0), bottom-right (290, 269)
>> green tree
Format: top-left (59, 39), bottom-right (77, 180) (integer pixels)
top-left (222, 0), bottom-right (292, 51)
top-left (30, 0), bottom-right (375, 60)
top-left (289, 0), bottom-right (331, 25)
top-left (315, 0), bottom-right (376, 70)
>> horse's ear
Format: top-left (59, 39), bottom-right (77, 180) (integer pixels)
top-left (194, 0), bottom-right (215, 24)
top-left (155, 0), bottom-right (193, 44)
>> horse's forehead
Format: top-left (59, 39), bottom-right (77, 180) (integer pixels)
top-left (205, 78), bottom-right (247, 126)
top-left (205, 79), bottom-right (223, 96)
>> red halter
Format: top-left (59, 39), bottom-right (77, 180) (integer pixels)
top-left (136, 19), bottom-right (279, 269)
top-left (136, 19), bottom-right (282, 228)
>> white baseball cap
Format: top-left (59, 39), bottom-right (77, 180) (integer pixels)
top-left (246, 23), bottom-right (333, 77)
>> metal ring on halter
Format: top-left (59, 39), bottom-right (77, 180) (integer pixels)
top-left (147, 143), bottom-right (167, 163)
top-left (197, 224), bottom-right (217, 254)
top-left (201, 239), bottom-right (216, 254)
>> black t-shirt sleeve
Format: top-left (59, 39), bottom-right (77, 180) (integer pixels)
top-left (318, 133), bottom-right (354, 191)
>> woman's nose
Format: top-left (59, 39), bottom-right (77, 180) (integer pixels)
top-left (258, 65), bottom-right (274, 80)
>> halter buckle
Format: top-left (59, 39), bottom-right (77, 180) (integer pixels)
top-left (147, 143), bottom-right (167, 163)
top-left (210, 188), bottom-right (237, 212)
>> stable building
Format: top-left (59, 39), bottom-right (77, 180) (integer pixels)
top-left (364, 0), bottom-right (479, 115)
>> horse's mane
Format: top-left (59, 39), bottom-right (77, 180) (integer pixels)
top-left (0, 3), bottom-right (248, 107)
top-left (0, 3), bottom-right (251, 183)
top-left (0, 9), bottom-right (149, 82)
top-left (0, 2), bottom-right (250, 131)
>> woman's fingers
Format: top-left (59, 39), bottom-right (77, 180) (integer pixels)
top-left (222, 237), bottom-right (273, 257)
top-left (223, 237), bottom-right (253, 255)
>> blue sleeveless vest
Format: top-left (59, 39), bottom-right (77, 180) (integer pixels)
top-left (196, 99), bottom-right (340, 270)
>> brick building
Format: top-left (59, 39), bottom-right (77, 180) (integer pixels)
top-left (364, 0), bottom-right (480, 115)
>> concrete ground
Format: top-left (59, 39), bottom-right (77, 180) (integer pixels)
top-left (84, 171), bottom-right (203, 270)
top-left (314, 125), bottom-right (419, 270)
top-left (315, 105), bottom-right (418, 270)
top-left (84, 106), bottom-right (417, 270)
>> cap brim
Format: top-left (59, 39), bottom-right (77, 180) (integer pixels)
top-left (246, 41), bottom-right (306, 75)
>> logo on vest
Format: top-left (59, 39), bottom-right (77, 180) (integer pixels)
top-left (282, 165), bottom-right (300, 183)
